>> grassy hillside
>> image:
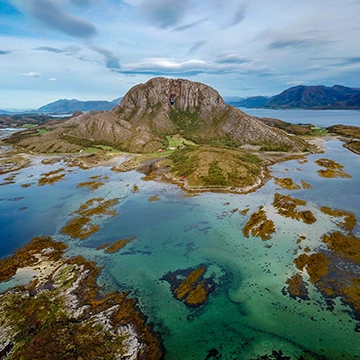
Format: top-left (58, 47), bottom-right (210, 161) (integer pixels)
top-left (164, 146), bottom-right (264, 190)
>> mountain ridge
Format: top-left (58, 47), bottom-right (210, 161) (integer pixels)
top-left (37, 98), bottom-right (122, 113)
top-left (35, 84), bottom-right (360, 113)
top-left (226, 85), bottom-right (360, 109)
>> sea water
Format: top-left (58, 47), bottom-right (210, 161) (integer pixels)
top-left (240, 108), bottom-right (360, 127)
top-left (0, 140), bottom-right (360, 359)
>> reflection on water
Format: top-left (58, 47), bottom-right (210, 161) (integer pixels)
top-left (0, 140), bottom-right (359, 359)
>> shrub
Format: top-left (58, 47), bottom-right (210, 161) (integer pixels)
top-left (202, 162), bottom-right (227, 186)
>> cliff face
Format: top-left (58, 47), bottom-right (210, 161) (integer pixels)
top-left (109, 77), bottom-right (306, 151)
top-left (115, 77), bottom-right (224, 134)
top-left (7, 77), bottom-right (309, 153)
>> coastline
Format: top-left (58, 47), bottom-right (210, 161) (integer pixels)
top-left (1, 135), bottom-right (328, 194)
top-left (1, 134), bottom-right (360, 359)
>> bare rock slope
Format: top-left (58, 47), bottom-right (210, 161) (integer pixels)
top-left (6, 77), bottom-right (308, 153)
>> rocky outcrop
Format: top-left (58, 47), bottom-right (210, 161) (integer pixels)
top-left (6, 77), bottom-right (310, 153)
top-left (0, 236), bottom-right (163, 359)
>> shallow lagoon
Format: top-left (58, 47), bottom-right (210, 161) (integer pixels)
top-left (0, 140), bottom-right (360, 359)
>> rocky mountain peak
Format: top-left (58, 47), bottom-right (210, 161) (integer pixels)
top-left (118, 77), bottom-right (224, 113)
top-left (7, 77), bottom-right (311, 154)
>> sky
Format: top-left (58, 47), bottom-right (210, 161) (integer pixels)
top-left (0, 0), bottom-right (360, 109)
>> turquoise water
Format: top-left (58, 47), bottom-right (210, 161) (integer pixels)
top-left (0, 140), bottom-right (360, 359)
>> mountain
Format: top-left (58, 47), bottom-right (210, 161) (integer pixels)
top-left (226, 85), bottom-right (360, 109)
top-left (223, 96), bottom-right (244, 103)
top-left (6, 77), bottom-right (309, 153)
top-left (225, 96), bottom-right (270, 108)
top-left (111, 97), bottom-right (122, 104)
top-left (265, 85), bottom-right (360, 109)
top-left (37, 98), bottom-right (121, 113)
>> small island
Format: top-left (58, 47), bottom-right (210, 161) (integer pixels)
top-left (161, 265), bottom-right (215, 308)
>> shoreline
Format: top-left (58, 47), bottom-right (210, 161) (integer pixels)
top-left (0, 136), bottom-right (330, 194)
top-left (0, 236), bottom-right (164, 359)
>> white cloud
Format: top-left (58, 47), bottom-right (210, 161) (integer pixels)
top-left (49, 77), bottom-right (58, 81)
top-left (285, 80), bottom-right (308, 86)
top-left (122, 58), bottom-right (209, 76)
top-left (2, 0), bottom-right (360, 107)
top-left (17, 72), bottom-right (42, 77)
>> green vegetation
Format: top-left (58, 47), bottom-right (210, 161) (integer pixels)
top-left (82, 145), bottom-right (120, 154)
top-left (62, 134), bottom-right (124, 151)
top-left (82, 145), bottom-right (119, 153)
top-left (31, 128), bottom-right (48, 136)
top-left (311, 126), bottom-right (327, 135)
top-left (146, 150), bottom-right (173, 157)
top-left (84, 147), bottom-right (102, 153)
top-left (202, 161), bottom-right (227, 186)
top-left (169, 107), bottom-right (201, 139)
top-left (124, 107), bottom-right (138, 121)
top-left (173, 154), bottom-right (199, 177)
top-left (167, 146), bottom-right (263, 191)
top-left (207, 136), bottom-right (238, 148)
top-left (166, 135), bottom-right (197, 149)
top-left (21, 124), bottom-right (37, 128)
top-left (96, 145), bottom-right (116, 151)
top-left (237, 153), bottom-right (261, 164)
top-left (147, 102), bottom-right (162, 120)
top-left (169, 146), bottom-right (199, 176)
top-left (260, 144), bottom-right (288, 152)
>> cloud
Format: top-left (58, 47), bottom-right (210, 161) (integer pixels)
top-left (285, 80), bottom-right (308, 86)
top-left (90, 46), bottom-right (121, 70)
top-left (34, 46), bottom-right (81, 54)
top-left (230, 86), bottom-right (253, 92)
top-left (230, 5), bottom-right (246, 27)
top-left (187, 40), bottom-right (208, 55)
top-left (0, 50), bottom-right (11, 55)
top-left (268, 38), bottom-right (333, 51)
top-left (49, 77), bottom-right (58, 81)
top-left (344, 57), bottom-right (360, 64)
top-left (120, 56), bottom-right (272, 78)
top-left (173, 18), bottom-right (208, 32)
top-left (141, 0), bottom-right (191, 28)
top-left (122, 57), bottom-right (209, 76)
top-left (77, 56), bottom-right (102, 66)
top-left (17, 72), bottom-right (42, 77)
top-left (22, 0), bottom-right (97, 38)
top-left (34, 46), bottom-right (63, 53)
top-left (216, 54), bottom-right (251, 64)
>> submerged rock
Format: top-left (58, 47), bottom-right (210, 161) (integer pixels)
top-left (161, 264), bottom-right (215, 308)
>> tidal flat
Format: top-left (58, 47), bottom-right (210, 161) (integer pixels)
top-left (0, 139), bottom-right (360, 359)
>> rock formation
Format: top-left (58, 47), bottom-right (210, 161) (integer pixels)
top-left (5, 77), bottom-right (309, 153)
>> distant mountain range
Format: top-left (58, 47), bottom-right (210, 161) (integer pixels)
top-left (36, 97), bottom-right (122, 113)
top-left (225, 85), bottom-right (360, 109)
